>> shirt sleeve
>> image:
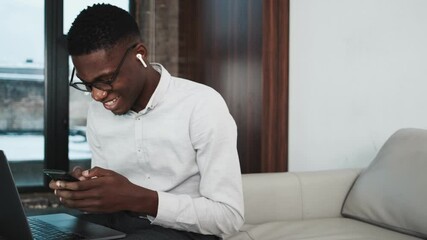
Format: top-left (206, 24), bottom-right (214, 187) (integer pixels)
top-left (150, 89), bottom-right (245, 236)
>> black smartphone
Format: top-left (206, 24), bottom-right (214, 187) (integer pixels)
top-left (43, 169), bottom-right (79, 182)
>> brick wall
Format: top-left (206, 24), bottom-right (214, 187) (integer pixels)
top-left (135, 0), bottom-right (179, 76)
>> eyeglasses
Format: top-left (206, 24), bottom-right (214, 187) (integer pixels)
top-left (69, 43), bottom-right (138, 92)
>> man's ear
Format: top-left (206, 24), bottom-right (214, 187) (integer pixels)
top-left (135, 43), bottom-right (148, 58)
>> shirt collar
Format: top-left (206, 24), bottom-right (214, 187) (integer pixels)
top-left (136, 63), bottom-right (171, 115)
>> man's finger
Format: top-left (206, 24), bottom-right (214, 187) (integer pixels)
top-left (73, 166), bottom-right (92, 181)
top-left (71, 166), bottom-right (84, 178)
top-left (48, 180), bottom-right (58, 189)
top-left (56, 189), bottom-right (98, 201)
top-left (55, 176), bottom-right (103, 191)
top-left (82, 166), bottom-right (112, 178)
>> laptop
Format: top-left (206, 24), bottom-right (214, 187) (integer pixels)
top-left (0, 150), bottom-right (126, 240)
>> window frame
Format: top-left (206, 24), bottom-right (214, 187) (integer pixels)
top-left (16, 0), bottom-right (68, 193)
top-left (43, 0), bottom-right (69, 190)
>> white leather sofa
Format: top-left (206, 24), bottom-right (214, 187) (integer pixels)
top-left (226, 128), bottom-right (427, 240)
top-left (225, 169), bottom-right (421, 240)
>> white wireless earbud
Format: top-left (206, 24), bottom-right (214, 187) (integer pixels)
top-left (136, 54), bottom-right (147, 68)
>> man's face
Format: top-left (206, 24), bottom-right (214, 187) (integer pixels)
top-left (71, 43), bottom-right (145, 115)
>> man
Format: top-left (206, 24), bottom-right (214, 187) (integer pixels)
top-left (49, 3), bottom-right (244, 240)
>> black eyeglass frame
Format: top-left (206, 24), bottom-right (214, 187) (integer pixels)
top-left (69, 43), bottom-right (138, 92)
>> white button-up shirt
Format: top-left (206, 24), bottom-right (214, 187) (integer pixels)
top-left (86, 64), bottom-right (244, 236)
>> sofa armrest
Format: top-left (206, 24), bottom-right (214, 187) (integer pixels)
top-left (242, 168), bottom-right (361, 224)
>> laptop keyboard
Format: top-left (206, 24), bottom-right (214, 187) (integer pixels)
top-left (28, 218), bottom-right (85, 240)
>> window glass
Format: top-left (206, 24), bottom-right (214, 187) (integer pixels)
top-left (0, 0), bottom-right (45, 186)
top-left (64, 1), bottom-right (129, 170)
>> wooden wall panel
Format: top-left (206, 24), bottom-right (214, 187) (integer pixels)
top-left (179, 0), bottom-right (263, 173)
top-left (262, 0), bottom-right (289, 172)
top-left (177, 0), bottom-right (289, 173)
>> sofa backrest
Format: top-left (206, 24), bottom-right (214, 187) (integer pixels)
top-left (242, 168), bottom-right (361, 224)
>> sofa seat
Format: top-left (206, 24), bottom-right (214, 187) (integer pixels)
top-left (234, 218), bottom-right (421, 240)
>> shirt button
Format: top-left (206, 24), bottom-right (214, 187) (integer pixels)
top-left (137, 118), bottom-right (141, 120)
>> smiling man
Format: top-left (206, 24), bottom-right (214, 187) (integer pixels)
top-left (49, 3), bottom-right (244, 240)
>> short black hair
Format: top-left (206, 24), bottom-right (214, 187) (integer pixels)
top-left (67, 3), bottom-right (140, 56)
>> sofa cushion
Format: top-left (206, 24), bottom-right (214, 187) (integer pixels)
top-left (226, 218), bottom-right (422, 240)
top-left (342, 128), bottom-right (427, 239)
top-left (241, 169), bottom-right (360, 225)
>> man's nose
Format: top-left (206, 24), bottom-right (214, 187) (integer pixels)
top-left (91, 88), bottom-right (107, 101)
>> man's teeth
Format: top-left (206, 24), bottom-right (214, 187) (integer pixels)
top-left (105, 97), bottom-right (118, 106)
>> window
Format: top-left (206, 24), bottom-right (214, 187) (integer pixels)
top-left (0, 0), bottom-right (129, 190)
top-left (0, 1), bottom-right (45, 187)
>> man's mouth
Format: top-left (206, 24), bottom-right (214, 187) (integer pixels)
top-left (103, 96), bottom-right (119, 109)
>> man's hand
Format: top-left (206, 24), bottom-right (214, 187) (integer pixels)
top-left (49, 166), bottom-right (158, 216)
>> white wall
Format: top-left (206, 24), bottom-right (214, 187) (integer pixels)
top-left (289, 0), bottom-right (427, 171)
